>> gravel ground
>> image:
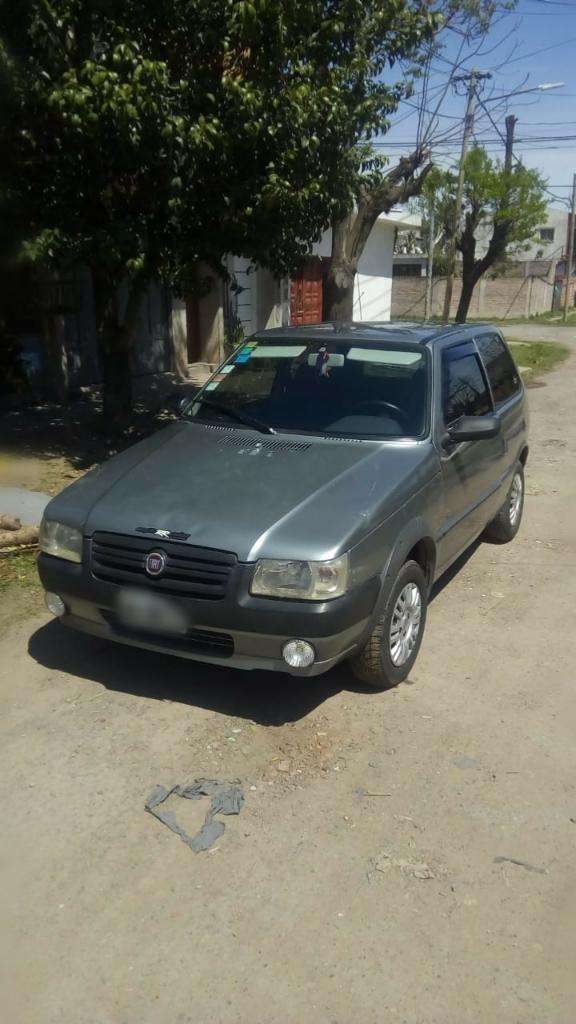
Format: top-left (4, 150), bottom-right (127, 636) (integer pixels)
top-left (1, 343), bottom-right (575, 1024)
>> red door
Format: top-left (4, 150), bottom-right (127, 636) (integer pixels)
top-left (290, 260), bottom-right (323, 325)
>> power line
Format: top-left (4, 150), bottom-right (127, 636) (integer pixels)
top-left (373, 136), bottom-right (576, 146)
top-left (519, 121), bottom-right (576, 126)
top-left (525, 0), bottom-right (576, 7)
top-left (496, 36), bottom-right (576, 65)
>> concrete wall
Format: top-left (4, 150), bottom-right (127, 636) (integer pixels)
top-left (391, 273), bottom-right (555, 321)
top-left (188, 217), bottom-right (398, 364)
top-left (313, 219), bottom-right (395, 321)
top-left (171, 298), bottom-right (188, 378)
top-left (353, 222), bottom-right (395, 321)
top-left (197, 275), bottom-right (225, 365)
top-left (231, 257), bottom-right (257, 336)
top-left (65, 272), bottom-right (174, 387)
top-left (474, 207), bottom-right (569, 262)
top-left (257, 267), bottom-right (285, 330)
top-left (225, 257), bottom-right (284, 340)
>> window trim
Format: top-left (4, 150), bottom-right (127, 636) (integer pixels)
top-left (474, 331), bottom-right (522, 409)
top-left (441, 339), bottom-right (494, 428)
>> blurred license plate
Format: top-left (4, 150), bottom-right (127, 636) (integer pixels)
top-left (116, 589), bottom-right (188, 635)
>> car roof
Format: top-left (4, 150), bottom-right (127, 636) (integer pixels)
top-left (252, 322), bottom-right (495, 347)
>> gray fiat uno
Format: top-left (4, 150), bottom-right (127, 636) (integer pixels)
top-left (38, 322), bottom-right (528, 689)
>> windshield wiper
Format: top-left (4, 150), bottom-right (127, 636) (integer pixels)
top-left (192, 396), bottom-right (276, 435)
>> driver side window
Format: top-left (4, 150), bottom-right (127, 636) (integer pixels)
top-left (442, 344), bottom-right (492, 425)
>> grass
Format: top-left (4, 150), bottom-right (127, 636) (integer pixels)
top-left (396, 310), bottom-right (576, 327)
top-left (508, 340), bottom-right (571, 382)
top-left (0, 549), bottom-right (41, 592)
top-left (510, 309), bottom-right (576, 327)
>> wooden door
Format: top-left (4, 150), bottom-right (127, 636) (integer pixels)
top-left (290, 260), bottom-right (323, 325)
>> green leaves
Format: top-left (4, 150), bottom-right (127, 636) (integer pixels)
top-left (418, 141), bottom-right (548, 320)
top-left (0, 0), bottom-right (440, 289)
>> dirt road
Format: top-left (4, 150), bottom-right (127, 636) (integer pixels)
top-left (2, 352), bottom-right (576, 1024)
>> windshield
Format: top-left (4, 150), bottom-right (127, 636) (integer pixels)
top-left (185, 338), bottom-right (430, 439)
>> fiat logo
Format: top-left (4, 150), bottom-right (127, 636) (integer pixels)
top-left (145, 550), bottom-right (167, 577)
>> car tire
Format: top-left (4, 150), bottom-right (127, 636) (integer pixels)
top-left (349, 560), bottom-right (428, 691)
top-left (483, 463), bottom-right (524, 544)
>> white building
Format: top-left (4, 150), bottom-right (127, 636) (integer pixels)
top-left (173, 209), bottom-right (418, 375)
top-left (471, 206), bottom-right (570, 267)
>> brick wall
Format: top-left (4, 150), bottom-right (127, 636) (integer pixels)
top-left (391, 274), bottom-right (555, 320)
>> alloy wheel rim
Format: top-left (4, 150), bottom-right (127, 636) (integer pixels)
top-left (389, 582), bottom-right (422, 667)
top-left (509, 473), bottom-right (523, 526)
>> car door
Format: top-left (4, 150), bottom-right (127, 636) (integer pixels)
top-left (436, 339), bottom-right (505, 571)
top-left (475, 331), bottom-right (526, 493)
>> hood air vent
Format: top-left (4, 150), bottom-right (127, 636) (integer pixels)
top-left (198, 423), bottom-right (312, 453)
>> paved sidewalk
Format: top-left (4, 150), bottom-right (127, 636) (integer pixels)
top-left (0, 486), bottom-right (50, 525)
top-left (502, 323), bottom-right (576, 345)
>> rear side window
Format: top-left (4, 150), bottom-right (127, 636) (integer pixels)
top-left (476, 334), bottom-right (520, 405)
top-left (442, 345), bottom-right (492, 424)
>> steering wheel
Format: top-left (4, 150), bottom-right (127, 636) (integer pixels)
top-left (349, 399), bottom-right (408, 427)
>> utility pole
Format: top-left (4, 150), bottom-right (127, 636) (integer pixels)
top-left (563, 172), bottom-right (576, 323)
top-left (442, 69), bottom-right (492, 322)
top-left (504, 114), bottom-right (517, 174)
top-left (424, 198), bottom-right (435, 320)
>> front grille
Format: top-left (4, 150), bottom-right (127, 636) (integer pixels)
top-left (102, 614), bottom-right (234, 658)
top-left (91, 532), bottom-right (236, 600)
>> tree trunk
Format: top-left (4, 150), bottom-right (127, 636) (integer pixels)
top-left (323, 153), bottom-right (433, 323)
top-left (455, 273), bottom-right (478, 323)
top-left (324, 206), bottom-right (377, 322)
top-left (455, 213), bottom-right (479, 324)
top-left (92, 268), bottom-right (145, 433)
top-left (323, 263), bottom-right (357, 322)
top-left (43, 311), bottom-right (69, 403)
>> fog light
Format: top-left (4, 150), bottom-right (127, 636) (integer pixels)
top-left (45, 592), bottom-right (66, 617)
top-left (282, 639), bottom-right (315, 669)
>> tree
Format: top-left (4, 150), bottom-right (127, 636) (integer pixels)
top-left (324, 150), bottom-right (435, 321)
top-left (322, 1), bottom-right (503, 322)
top-left (455, 147), bottom-right (547, 321)
top-left (421, 148), bottom-right (547, 322)
top-left (2, 0), bottom-right (414, 426)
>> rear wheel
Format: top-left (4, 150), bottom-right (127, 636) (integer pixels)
top-left (349, 560), bottom-right (428, 690)
top-left (484, 464), bottom-right (524, 544)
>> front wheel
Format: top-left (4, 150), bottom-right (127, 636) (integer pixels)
top-left (483, 464), bottom-right (524, 544)
top-left (349, 560), bottom-right (428, 691)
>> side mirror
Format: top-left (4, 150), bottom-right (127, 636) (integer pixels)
top-left (162, 387), bottom-right (199, 416)
top-left (446, 414), bottom-right (501, 444)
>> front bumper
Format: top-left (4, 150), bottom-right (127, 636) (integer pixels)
top-left (38, 552), bottom-right (379, 676)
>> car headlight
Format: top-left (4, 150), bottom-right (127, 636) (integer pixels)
top-left (39, 519), bottom-right (83, 563)
top-left (250, 555), bottom-right (349, 601)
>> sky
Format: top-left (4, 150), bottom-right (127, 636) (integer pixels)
top-left (381, 0), bottom-right (576, 211)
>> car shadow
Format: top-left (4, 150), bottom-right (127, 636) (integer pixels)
top-left (430, 538), bottom-right (482, 602)
top-left (28, 540), bottom-right (483, 725)
top-left (28, 621), bottom-right (368, 726)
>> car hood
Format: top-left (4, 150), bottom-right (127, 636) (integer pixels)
top-left (45, 422), bottom-right (438, 561)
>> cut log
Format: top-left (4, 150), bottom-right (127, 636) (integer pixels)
top-left (0, 526), bottom-right (39, 548)
top-left (0, 515), bottom-right (22, 532)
